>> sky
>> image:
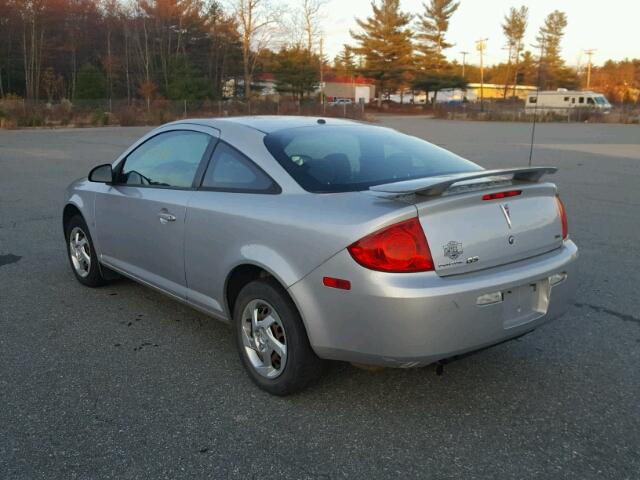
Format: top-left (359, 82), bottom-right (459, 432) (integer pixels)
top-left (319, 0), bottom-right (640, 67)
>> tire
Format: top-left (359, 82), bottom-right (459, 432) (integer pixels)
top-left (233, 278), bottom-right (325, 395)
top-left (65, 214), bottom-right (108, 287)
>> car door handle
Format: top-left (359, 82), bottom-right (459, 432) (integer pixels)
top-left (158, 211), bottom-right (177, 224)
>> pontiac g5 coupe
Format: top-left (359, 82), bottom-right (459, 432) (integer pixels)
top-left (63, 117), bottom-right (577, 395)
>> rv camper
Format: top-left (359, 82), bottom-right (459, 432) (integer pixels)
top-left (525, 89), bottom-right (611, 112)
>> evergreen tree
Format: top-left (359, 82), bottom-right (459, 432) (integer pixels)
top-left (334, 45), bottom-right (357, 77)
top-left (75, 64), bottom-right (107, 99)
top-left (518, 50), bottom-right (537, 85)
top-left (501, 6), bottom-right (528, 97)
top-left (167, 58), bottom-right (212, 100)
top-left (351, 0), bottom-right (414, 105)
top-left (273, 45), bottom-right (319, 100)
top-left (415, 0), bottom-right (459, 72)
top-left (535, 10), bottom-right (568, 89)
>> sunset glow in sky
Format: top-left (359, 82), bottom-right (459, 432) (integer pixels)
top-left (319, 0), bottom-right (640, 67)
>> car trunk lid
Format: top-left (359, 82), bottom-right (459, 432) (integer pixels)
top-left (369, 167), bottom-right (564, 276)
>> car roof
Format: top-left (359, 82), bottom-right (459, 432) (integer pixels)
top-left (170, 115), bottom-right (360, 134)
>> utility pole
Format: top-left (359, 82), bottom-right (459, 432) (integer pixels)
top-left (529, 37), bottom-right (546, 167)
top-left (476, 38), bottom-right (488, 112)
top-left (584, 49), bottom-right (595, 89)
top-left (459, 51), bottom-right (469, 78)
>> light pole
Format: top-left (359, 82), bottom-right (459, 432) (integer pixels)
top-left (475, 38), bottom-right (488, 112)
top-left (584, 49), bottom-right (595, 89)
top-left (319, 36), bottom-right (325, 111)
top-left (459, 51), bottom-right (469, 78)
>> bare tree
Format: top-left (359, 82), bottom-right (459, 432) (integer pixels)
top-left (233, 0), bottom-right (280, 98)
top-left (121, 3), bottom-right (133, 104)
top-left (0, 0), bottom-right (16, 98)
top-left (204, 2), bottom-right (241, 99)
top-left (101, 0), bottom-right (121, 102)
top-left (301, 0), bottom-right (325, 53)
top-left (17, 0), bottom-right (47, 100)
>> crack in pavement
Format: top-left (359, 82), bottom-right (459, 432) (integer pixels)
top-left (575, 302), bottom-right (640, 325)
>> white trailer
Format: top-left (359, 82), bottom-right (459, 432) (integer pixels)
top-left (354, 85), bottom-right (371, 104)
top-left (525, 89), bottom-right (611, 112)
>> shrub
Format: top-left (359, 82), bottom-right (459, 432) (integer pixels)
top-left (113, 106), bottom-right (140, 126)
top-left (17, 113), bottom-right (45, 127)
top-left (91, 110), bottom-right (110, 126)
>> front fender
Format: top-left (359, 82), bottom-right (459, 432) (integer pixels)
top-left (63, 179), bottom-right (97, 246)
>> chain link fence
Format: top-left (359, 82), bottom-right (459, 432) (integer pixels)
top-left (2, 97), bottom-right (637, 128)
top-left (0, 98), bottom-right (368, 128)
top-left (371, 100), bottom-right (640, 124)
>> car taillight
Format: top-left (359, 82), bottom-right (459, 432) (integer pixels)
top-left (347, 217), bottom-right (434, 272)
top-left (482, 190), bottom-right (522, 200)
top-left (556, 195), bottom-right (568, 239)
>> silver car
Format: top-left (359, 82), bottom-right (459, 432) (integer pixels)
top-left (63, 116), bottom-right (578, 395)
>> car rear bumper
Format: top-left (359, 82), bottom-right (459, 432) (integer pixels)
top-left (288, 240), bottom-right (578, 367)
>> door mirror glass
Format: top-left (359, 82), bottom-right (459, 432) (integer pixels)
top-left (88, 164), bottom-right (114, 183)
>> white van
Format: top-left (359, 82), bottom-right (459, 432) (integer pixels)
top-left (328, 98), bottom-right (353, 106)
top-left (525, 89), bottom-right (611, 113)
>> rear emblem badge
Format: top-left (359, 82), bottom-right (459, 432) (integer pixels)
top-left (443, 241), bottom-right (463, 260)
top-left (500, 203), bottom-right (512, 229)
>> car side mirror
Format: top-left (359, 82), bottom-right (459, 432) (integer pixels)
top-left (88, 164), bottom-right (114, 183)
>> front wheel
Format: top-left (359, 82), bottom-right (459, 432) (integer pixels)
top-left (233, 278), bottom-right (325, 395)
top-left (65, 214), bottom-right (108, 287)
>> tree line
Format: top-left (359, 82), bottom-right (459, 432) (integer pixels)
top-left (0, 0), bottom-right (638, 105)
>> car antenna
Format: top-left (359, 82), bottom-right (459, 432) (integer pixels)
top-left (528, 38), bottom-right (545, 167)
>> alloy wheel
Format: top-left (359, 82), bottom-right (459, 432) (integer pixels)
top-left (69, 226), bottom-right (91, 278)
top-left (240, 299), bottom-right (288, 378)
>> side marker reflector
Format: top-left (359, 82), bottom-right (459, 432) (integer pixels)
top-left (323, 277), bottom-right (351, 290)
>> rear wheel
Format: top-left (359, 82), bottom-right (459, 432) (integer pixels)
top-left (65, 215), bottom-right (108, 287)
top-left (233, 278), bottom-right (325, 395)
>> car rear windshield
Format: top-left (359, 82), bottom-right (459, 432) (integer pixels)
top-left (263, 125), bottom-right (481, 193)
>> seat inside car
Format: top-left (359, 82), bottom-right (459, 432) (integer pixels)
top-left (306, 153), bottom-right (352, 185)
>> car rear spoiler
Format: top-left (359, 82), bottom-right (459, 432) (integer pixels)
top-left (369, 167), bottom-right (558, 197)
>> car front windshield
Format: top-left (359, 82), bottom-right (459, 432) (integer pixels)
top-left (595, 96), bottom-right (607, 105)
top-left (264, 125), bottom-right (481, 193)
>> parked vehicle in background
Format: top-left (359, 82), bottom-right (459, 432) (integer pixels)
top-left (63, 116), bottom-right (577, 395)
top-left (328, 98), bottom-right (353, 106)
top-left (525, 89), bottom-right (612, 113)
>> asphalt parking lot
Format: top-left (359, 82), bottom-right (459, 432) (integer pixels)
top-left (1, 117), bottom-right (639, 479)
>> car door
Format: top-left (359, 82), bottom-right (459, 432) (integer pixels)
top-left (95, 128), bottom-right (215, 298)
top-left (184, 141), bottom-right (281, 317)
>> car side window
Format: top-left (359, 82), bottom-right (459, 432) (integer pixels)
top-left (119, 130), bottom-right (211, 188)
top-left (201, 142), bottom-right (278, 193)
